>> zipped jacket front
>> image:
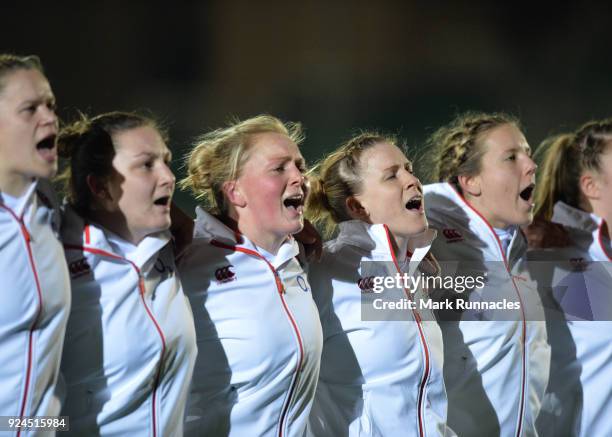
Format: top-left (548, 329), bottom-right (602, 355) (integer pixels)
top-left (0, 180), bottom-right (70, 437)
top-left (424, 183), bottom-right (550, 437)
top-left (529, 201), bottom-right (612, 436)
top-left (59, 207), bottom-right (197, 436)
top-left (179, 208), bottom-right (323, 437)
top-left (307, 221), bottom-right (452, 437)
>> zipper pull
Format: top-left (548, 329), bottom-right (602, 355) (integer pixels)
top-left (275, 274), bottom-right (285, 294)
top-left (139, 274), bottom-right (146, 296)
top-left (17, 217), bottom-right (31, 242)
top-left (23, 227), bottom-right (31, 242)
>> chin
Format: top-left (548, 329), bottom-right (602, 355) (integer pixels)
top-left (411, 225), bottom-right (428, 236)
top-left (410, 217), bottom-right (429, 234)
top-left (522, 213), bottom-right (534, 226)
top-left (285, 215), bottom-right (304, 232)
top-left (151, 220), bottom-right (172, 234)
top-left (289, 223), bottom-right (304, 235)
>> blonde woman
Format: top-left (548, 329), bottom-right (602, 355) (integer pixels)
top-left (179, 115), bottom-right (323, 437)
top-left (305, 133), bottom-right (451, 436)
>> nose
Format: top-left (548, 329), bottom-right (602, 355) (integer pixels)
top-left (525, 155), bottom-right (537, 176)
top-left (159, 162), bottom-right (176, 188)
top-left (289, 163), bottom-right (306, 187)
top-left (40, 105), bottom-right (58, 129)
top-left (400, 168), bottom-right (422, 191)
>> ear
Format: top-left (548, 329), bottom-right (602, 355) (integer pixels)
top-left (458, 173), bottom-right (481, 197)
top-left (222, 180), bottom-right (247, 208)
top-left (86, 174), bottom-right (112, 207)
top-left (580, 171), bottom-right (600, 200)
top-left (346, 196), bottom-right (370, 222)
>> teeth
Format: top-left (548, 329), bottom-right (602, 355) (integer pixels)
top-left (283, 194), bottom-right (304, 210)
top-left (405, 195), bottom-right (422, 210)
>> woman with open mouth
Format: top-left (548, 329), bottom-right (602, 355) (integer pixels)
top-left (423, 112), bottom-right (550, 437)
top-left (0, 54), bottom-right (71, 427)
top-left (57, 111), bottom-right (197, 436)
top-left (529, 118), bottom-right (612, 437)
top-left (178, 115), bottom-right (323, 437)
top-left (305, 132), bottom-right (452, 436)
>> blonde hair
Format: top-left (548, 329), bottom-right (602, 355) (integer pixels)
top-left (534, 118), bottom-right (612, 220)
top-left (180, 115), bottom-right (304, 215)
top-left (306, 132), bottom-right (398, 237)
top-left (428, 111), bottom-right (520, 192)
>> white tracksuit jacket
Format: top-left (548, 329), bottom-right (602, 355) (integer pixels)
top-left (178, 208), bottom-right (323, 437)
top-left (59, 207), bottom-right (197, 436)
top-left (528, 201), bottom-right (612, 436)
top-left (307, 221), bottom-right (453, 437)
top-left (0, 180), bottom-right (70, 437)
top-left (424, 183), bottom-right (550, 437)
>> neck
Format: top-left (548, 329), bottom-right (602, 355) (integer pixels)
top-left (227, 212), bottom-right (287, 255)
top-left (241, 225), bottom-right (287, 255)
top-left (0, 170), bottom-right (33, 198)
top-left (464, 194), bottom-right (509, 229)
top-left (89, 209), bottom-right (144, 246)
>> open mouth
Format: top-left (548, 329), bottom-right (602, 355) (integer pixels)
top-left (405, 195), bottom-right (423, 211)
top-left (153, 196), bottom-right (171, 207)
top-left (36, 134), bottom-right (56, 150)
top-left (283, 193), bottom-right (305, 213)
top-left (519, 183), bottom-right (535, 202)
top-left (36, 134), bottom-right (57, 163)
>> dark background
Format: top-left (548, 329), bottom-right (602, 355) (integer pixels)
top-left (2, 1), bottom-right (611, 212)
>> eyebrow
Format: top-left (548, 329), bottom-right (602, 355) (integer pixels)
top-left (505, 145), bottom-right (531, 154)
top-left (382, 164), bottom-right (400, 172)
top-left (382, 161), bottom-right (412, 172)
top-left (132, 150), bottom-right (172, 160)
top-left (268, 155), bottom-right (305, 164)
top-left (21, 95), bottom-right (55, 106)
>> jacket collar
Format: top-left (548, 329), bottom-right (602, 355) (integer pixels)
top-left (552, 201), bottom-right (611, 261)
top-left (553, 201), bottom-right (602, 233)
top-left (194, 206), bottom-right (299, 269)
top-left (0, 179), bottom-right (38, 218)
top-left (62, 205), bottom-right (170, 269)
top-left (424, 182), bottom-right (526, 264)
top-left (335, 220), bottom-right (436, 276)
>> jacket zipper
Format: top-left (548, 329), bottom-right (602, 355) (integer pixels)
top-left (383, 225), bottom-right (430, 437)
top-left (1, 205), bottom-right (43, 437)
top-left (63, 244), bottom-right (167, 437)
top-left (451, 185), bottom-right (528, 437)
top-left (210, 240), bottom-right (305, 437)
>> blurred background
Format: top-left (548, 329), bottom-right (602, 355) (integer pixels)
top-left (2, 1), bottom-right (611, 212)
